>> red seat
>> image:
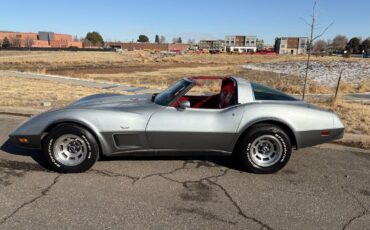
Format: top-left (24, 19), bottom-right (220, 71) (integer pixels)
top-left (219, 80), bottom-right (236, 109)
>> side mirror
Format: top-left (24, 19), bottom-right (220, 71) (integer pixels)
top-left (151, 93), bottom-right (158, 102)
top-left (179, 100), bottom-right (191, 109)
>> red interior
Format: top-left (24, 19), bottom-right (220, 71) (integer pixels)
top-left (172, 77), bottom-right (236, 109)
top-left (218, 79), bottom-right (236, 109)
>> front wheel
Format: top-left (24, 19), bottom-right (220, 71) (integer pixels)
top-left (235, 124), bottom-right (292, 174)
top-left (43, 124), bottom-right (99, 173)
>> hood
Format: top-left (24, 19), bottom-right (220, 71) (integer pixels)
top-left (67, 93), bottom-right (155, 110)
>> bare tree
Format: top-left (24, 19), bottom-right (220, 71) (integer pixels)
top-left (24, 37), bottom-right (33, 49)
top-left (10, 38), bottom-right (21, 47)
top-left (82, 39), bottom-right (92, 48)
top-left (331, 35), bottom-right (347, 52)
top-left (301, 1), bottom-right (334, 100)
top-left (313, 39), bottom-right (328, 53)
top-left (159, 36), bottom-right (166, 44)
top-left (187, 39), bottom-right (195, 45)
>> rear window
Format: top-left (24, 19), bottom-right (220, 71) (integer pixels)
top-left (251, 82), bottom-right (297, 101)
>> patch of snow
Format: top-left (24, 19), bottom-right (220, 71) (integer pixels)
top-left (243, 61), bottom-right (370, 87)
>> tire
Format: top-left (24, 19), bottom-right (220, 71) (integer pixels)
top-left (235, 124), bottom-right (292, 174)
top-left (43, 124), bottom-right (99, 173)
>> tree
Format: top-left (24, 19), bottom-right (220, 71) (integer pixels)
top-left (24, 37), bottom-right (33, 49)
top-left (83, 39), bottom-right (92, 48)
top-left (313, 39), bottom-right (328, 52)
top-left (346, 37), bottom-right (361, 53)
top-left (187, 39), bottom-right (195, 45)
top-left (137, 35), bottom-right (149, 43)
top-left (301, 1), bottom-right (333, 100)
top-left (85, 32), bottom-right (104, 46)
top-left (10, 38), bottom-right (21, 47)
top-left (2, 37), bottom-right (10, 48)
top-left (331, 35), bottom-right (347, 52)
top-left (155, 35), bottom-right (159, 43)
top-left (172, 37), bottom-right (182, 44)
top-left (159, 35), bottom-right (166, 44)
top-left (360, 38), bottom-right (370, 52)
top-left (325, 38), bottom-right (333, 52)
top-left (273, 37), bottom-right (279, 52)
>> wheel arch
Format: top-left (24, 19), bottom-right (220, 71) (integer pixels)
top-left (41, 119), bottom-right (108, 156)
top-left (233, 119), bottom-right (298, 152)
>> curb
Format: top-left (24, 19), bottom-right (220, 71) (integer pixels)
top-left (0, 107), bottom-right (45, 117)
top-left (0, 111), bottom-right (34, 117)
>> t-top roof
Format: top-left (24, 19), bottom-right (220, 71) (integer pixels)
top-left (187, 76), bottom-right (229, 80)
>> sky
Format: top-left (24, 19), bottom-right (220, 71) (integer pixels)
top-left (0, 0), bottom-right (369, 44)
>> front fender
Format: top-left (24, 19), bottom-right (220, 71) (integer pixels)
top-left (10, 108), bottom-right (149, 154)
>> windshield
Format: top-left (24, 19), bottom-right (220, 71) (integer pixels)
top-left (154, 79), bottom-right (192, 106)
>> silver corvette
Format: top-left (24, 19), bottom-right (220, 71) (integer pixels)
top-left (10, 76), bottom-right (344, 173)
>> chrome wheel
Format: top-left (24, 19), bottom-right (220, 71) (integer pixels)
top-left (53, 134), bottom-right (87, 166)
top-left (249, 135), bottom-right (283, 167)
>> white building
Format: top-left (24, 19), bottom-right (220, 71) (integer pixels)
top-left (225, 35), bottom-right (257, 53)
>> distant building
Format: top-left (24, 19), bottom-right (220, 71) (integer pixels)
top-left (198, 40), bottom-right (225, 50)
top-left (0, 31), bottom-right (82, 48)
top-left (256, 39), bottom-right (264, 51)
top-left (275, 37), bottom-right (308, 55)
top-left (106, 42), bottom-right (190, 52)
top-left (225, 35), bottom-right (257, 53)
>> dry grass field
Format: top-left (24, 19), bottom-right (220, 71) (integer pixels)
top-left (0, 50), bottom-right (368, 95)
top-left (316, 99), bottom-right (370, 149)
top-left (0, 76), bottom-right (127, 108)
top-left (0, 50), bottom-right (368, 68)
top-left (0, 50), bottom-right (368, 148)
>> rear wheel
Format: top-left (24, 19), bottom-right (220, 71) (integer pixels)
top-left (235, 124), bottom-right (292, 174)
top-left (43, 124), bottom-right (99, 173)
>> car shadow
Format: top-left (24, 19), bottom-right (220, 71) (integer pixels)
top-left (1, 138), bottom-right (245, 172)
top-left (101, 154), bottom-right (245, 171)
top-left (0, 139), bottom-right (51, 170)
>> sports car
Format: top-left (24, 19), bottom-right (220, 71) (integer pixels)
top-left (9, 76), bottom-right (344, 173)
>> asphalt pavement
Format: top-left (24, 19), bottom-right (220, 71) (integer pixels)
top-left (0, 115), bottom-right (369, 229)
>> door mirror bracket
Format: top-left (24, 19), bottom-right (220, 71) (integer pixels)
top-left (179, 100), bottom-right (191, 109)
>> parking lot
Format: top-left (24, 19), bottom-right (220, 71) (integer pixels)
top-left (0, 114), bottom-right (369, 229)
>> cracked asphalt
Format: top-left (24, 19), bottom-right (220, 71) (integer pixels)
top-left (0, 114), bottom-right (369, 229)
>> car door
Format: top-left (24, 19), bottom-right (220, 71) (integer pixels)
top-left (145, 105), bottom-right (244, 152)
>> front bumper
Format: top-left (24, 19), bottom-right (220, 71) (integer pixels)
top-left (9, 134), bottom-right (42, 149)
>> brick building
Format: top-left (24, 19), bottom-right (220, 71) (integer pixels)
top-left (107, 42), bottom-right (190, 52)
top-left (0, 31), bottom-right (82, 48)
top-left (275, 37), bottom-right (308, 55)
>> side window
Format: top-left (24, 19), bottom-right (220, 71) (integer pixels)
top-left (251, 83), bottom-right (297, 101)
